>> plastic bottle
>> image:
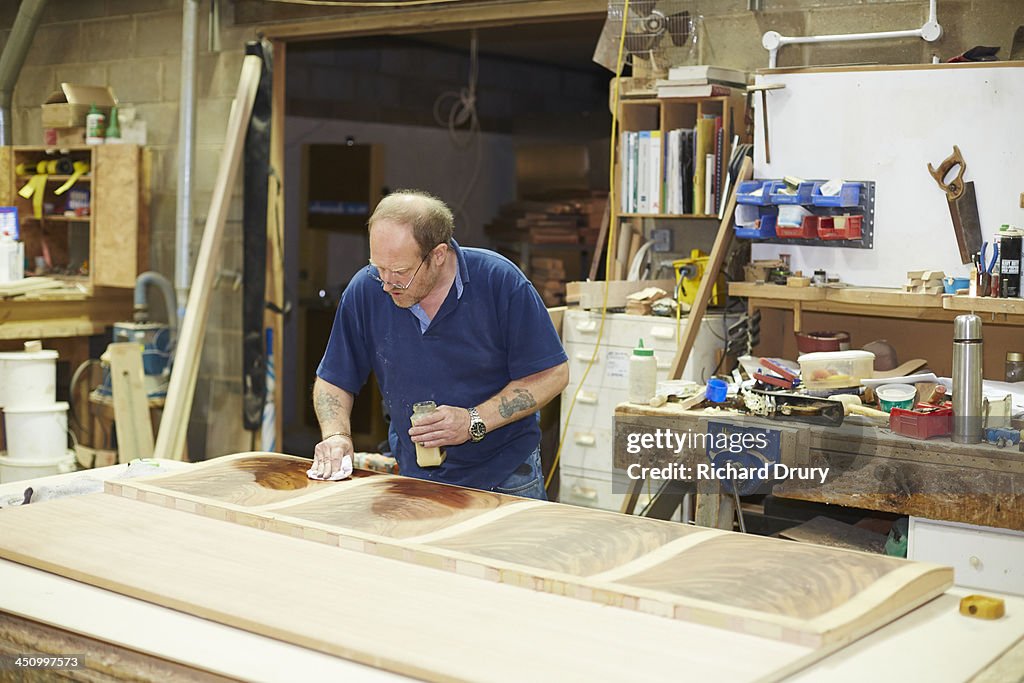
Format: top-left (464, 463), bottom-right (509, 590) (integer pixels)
top-left (105, 105), bottom-right (121, 141)
top-left (628, 338), bottom-right (657, 404)
top-left (411, 401), bottom-right (445, 467)
top-left (85, 104), bottom-right (105, 145)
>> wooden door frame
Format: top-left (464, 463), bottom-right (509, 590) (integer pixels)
top-left (262, 0), bottom-right (607, 447)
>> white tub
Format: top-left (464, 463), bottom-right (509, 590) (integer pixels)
top-left (0, 346), bottom-right (58, 409)
top-left (0, 450), bottom-right (76, 484)
top-left (3, 401), bottom-right (69, 460)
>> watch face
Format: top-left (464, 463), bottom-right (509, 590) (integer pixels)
top-left (470, 420), bottom-right (486, 440)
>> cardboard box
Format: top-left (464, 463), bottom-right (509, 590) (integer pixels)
top-left (43, 126), bottom-right (86, 147)
top-left (42, 83), bottom-right (117, 129)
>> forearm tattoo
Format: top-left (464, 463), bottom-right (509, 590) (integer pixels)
top-left (314, 386), bottom-right (344, 424)
top-left (498, 388), bottom-right (537, 419)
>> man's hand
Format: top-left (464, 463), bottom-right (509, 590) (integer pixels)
top-left (312, 434), bottom-right (354, 479)
top-left (408, 405), bottom-right (471, 448)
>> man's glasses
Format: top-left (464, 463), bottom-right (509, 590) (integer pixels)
top-left (366, 252), bottom-right (430, 291)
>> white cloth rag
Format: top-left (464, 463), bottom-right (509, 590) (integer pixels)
top-left (306, 454), bottom-right (353, 481)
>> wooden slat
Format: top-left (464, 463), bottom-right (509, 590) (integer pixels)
top-left (668, 156), bottom-right (752, 379)
top-left (108, 342), bottom-right (155, 462)
top-left (0, 493), bottom-right (819, 683)
top-left (92, 144), bottom-right (142, 288)
top-left (107, 452), bottom-right (953, 648)
top-left (152, 54), bottom-right (263, 461)
top-left (265, 39), bottom-right (287, 450)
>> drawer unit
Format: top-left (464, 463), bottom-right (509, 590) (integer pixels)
top-left (908, 517), bottom-right (1024, 596)
top-left (558, 309), bottom-right (730, 512)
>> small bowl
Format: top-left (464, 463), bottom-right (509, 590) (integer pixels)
top-left (943, 276), bottom-right (971, 294)
top-left (876, 383), bottom-right (916, 412)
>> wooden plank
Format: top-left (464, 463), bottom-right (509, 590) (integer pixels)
top-left (261, 0), bottom-right (606, 41)
top-left (107, 342), bottom-right (155, 462)
top-left (826, 287), bottom-right (944, 308)
top-left (669, 156), bottom-right (752, 379)
top-left (107, 452), bottom-right (953, 648)
top-left (587, 199), bottom-right (609, 281)
top-left (565, 278), bottom-right (675, 309)
top-left (780, 516), bottom-right (887, 554)
top-left (944, 295), bottom-right (1024, 316)
top-left (729, 281), bottom-right (827, 301)
top-left (264, 39), bottom-right (287, 450)
top-left (153, 54), bottom-right (263, 462)
top-left (93, 144), bottom-right (142, 288)
top-left (0, 493), bottom-right (819, 683)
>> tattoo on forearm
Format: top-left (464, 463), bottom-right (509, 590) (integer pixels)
top-left (314, 387), bottom-right (343, 423)
top-left (498, 388), bottom-right (537, 419)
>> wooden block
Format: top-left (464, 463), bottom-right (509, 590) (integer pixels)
top-left (566, 279), bottom-right (677, 309)
top-left (959, 595), bottom-right (1005, 620)
top-left (787, 276), bottom-right (811, 287)
top-left (108, 342), bottom-right (155, 462)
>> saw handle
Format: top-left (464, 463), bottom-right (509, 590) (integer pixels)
top-left (927, 145), bottom-right (966, 201)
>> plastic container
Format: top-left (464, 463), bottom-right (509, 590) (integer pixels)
top-left (777, 214), bottom-right (819, 239)
top-left (735, 180), bottom-right (775, 206)
top-left (4, 402), bottom-right (69, 460)
top-left (811, 181), bottom-right (862, 207)
top-left (875, 384), bottom-right (917, 412)
top-left (85, 104), bottom-right (105, 145)
top-left (0, 344), bottom-right (58, 409)
top-left (0, 450), bottom-right (76, 484)
top-left (889, 406), bottom-right (953, 440)
top-left (706, 378), bottom-right (728, 403)
top-left (628, 339), bottom-right (657, 404)
top-left (410, 401), bottom-right (445, 467)
top-left (795, 331), bottom-right (851, 353)
top-left (943, 276), bottom-right (972, 294)
top-left (769, 181), bottom-right (815, 205)
top-left (798, 350), bottom-right (875, 389)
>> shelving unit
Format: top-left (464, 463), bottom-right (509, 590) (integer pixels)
top-left (1, 145), bottom-right (148, 289)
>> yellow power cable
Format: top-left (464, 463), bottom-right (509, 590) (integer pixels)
top-left (545, 1), bottom-right (630, 492)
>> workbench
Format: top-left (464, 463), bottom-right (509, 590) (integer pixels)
top-left (0, 459), bottom-right (1022, 682)
top-left (614, 402), bottom-right (1024, 530)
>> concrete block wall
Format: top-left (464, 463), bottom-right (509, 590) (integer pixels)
top-left (0, 1), bottom-right (259, 461)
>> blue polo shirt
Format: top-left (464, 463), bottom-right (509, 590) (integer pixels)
top-left (316, 240), bottom-right (567, 489)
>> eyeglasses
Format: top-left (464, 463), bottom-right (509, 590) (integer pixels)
top-left (366, 252), bottom-right (430, 291)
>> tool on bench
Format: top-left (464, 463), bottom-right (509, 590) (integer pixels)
top-left (744, 389), bottom-right (844, 427)
top-left (975, 241), bottom-right (999, 298)
top-left (753, 357), bottom-right (800, 390)
top-left (928, 146), bottom-right (983, 265)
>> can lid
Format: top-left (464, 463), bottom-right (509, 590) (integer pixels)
top-left (0, 350), bottom-right (59, 361)
top-left (1007, 352), bottom-right (1024, 362)
top-left (633, 338), bottom-right (654, 357)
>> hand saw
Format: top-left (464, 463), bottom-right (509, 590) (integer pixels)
top-left (927, 145), bottom-right (983, 265)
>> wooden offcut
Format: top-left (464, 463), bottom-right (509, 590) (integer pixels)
top-left (107, 342), bottom-right (154, 462)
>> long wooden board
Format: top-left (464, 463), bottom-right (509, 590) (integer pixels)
top-left (104, 452), bottom-right (953, 648)
top-left (0, 494), bottom-right (819, 683)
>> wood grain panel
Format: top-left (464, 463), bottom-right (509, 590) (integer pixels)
top-left (134, 453), bottom-right (376, 506)
top-left (109, 452), bottom-right (954, 647)
top-left (428, 504), bottom-right (697, 576)
top-left (616, 534), bottom-right (904, 620)
top-left (0, 494), bottom-right (819, 683)
top-left (279, 477), bottom-right (520, 539)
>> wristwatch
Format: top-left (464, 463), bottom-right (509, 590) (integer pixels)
top-left (468, 407), bottom-right (487, 443)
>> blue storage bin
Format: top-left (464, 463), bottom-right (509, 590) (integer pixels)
top-left (811, 181), bottom-right (862, 207)
top-left (736, 180), bottom-right (774, 206)
top-left (735, 214), bottom-right (777, 239)
top-left (769, 181), bottom-right (815, 205)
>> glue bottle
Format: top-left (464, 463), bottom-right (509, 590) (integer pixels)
top-left (85, 104), bottom-right (105, 145)
top-left (629, 338), bottom-right (657, 404)
top-left (411, 401), bottom-right (445, 467)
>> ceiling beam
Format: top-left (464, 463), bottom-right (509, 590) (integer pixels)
top-left (260, 0), bottom-right (607, 42)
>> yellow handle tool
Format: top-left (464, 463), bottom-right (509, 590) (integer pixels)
top-left (54, 160), bottom-right (90, 196)
top-left (959, 594), bottom-right (1005, 620)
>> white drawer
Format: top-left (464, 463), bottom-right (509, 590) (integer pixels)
top-left (908, 517), bottom-right (1024, 596)
top-left (564, 342), bottom-right (675, 392)
top-left (559, 465), bottom-right (662, 514)
top-left (564, 310), bottom-right (682, 352)
top-left (557, 426), bottom-right (613, 473)
top-left (560, 386), bottom-right (630, 429)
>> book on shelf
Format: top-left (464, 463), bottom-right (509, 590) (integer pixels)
top-left (666, 65), bottom-right (748, 86)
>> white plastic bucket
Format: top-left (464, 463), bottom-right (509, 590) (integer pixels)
top-left (0, 347), bottom-right (58, 409)
top-left (3, 402), bottom-right (69, 460)
top-left (0, 450), bottom-right (75, 483)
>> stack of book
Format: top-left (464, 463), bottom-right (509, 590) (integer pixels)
top-left (655, 65), bottom-right (747, 98)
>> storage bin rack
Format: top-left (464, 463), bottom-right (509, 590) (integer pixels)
top-left (733, 179), bottom-right (875, 249)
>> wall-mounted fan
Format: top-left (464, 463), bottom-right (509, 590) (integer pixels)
top-left (593, 0), bottom-right (695, 72)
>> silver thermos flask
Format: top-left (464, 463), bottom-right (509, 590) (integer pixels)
top-left (952, 314), bottom-right (983, 444)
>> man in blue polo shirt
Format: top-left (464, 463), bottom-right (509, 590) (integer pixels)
top-left (312, 190), bottom-right (569, 499)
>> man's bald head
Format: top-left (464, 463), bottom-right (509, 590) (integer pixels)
top-left (368, 190), bottom-right (455, 257)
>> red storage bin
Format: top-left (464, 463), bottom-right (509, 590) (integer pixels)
top-left (818, 214), bottom-right (863, 240)
top-left (776, 214), bottom-right (819, 239)
top-left (889, 405), bottom-right (953, 440)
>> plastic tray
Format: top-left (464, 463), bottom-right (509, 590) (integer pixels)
top-left (736, 180), bottom-right (774, 206)
top-left (776, 215), bottom-right (820, 239)
top-left (735, 214), bottom-right (777, 239)
top-left (817, 214), bottom-right (863, 240)
top-left (811, 181), bottom-right (862, 207)
top-left (889, 405), bottom-right (953, 440)
top-left (769, 181), bottom-right (814, 205)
